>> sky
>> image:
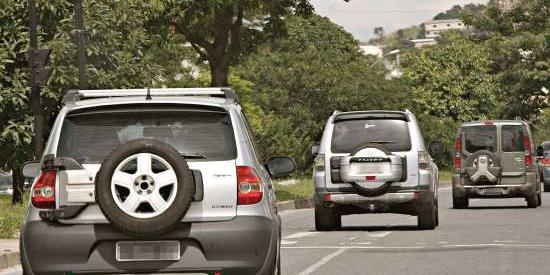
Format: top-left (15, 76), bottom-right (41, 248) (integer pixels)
top-left (311, 0), bottom-right (489, 41)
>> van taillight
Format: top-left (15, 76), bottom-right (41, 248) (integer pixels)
top-left (454, 137), bottom-right (462, 170)
top-left (524, 137), bottom-right (533, 167)
top-left (32, 169), bottom-right (57, 209)
top-left (237, 166), bottom-right (262, 205)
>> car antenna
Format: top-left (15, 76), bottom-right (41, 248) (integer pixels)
top-left (145, 87), bottom-right (152, 100)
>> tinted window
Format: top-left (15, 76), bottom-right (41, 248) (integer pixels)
top-left (463, 125), bottom-right (497, 153)
top-left (501, 125), bottom-right (525, 152)
top-left (57, 111), bottom-right (236, 164)
top-left (331, 119), bottom-right (411, 153)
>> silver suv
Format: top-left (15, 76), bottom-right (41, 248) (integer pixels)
top-left (452, 120), bottom-right (541, 208)
top-left (312, 110), bottom-right (440, 231)
top-left (20, 88), bottom-right (295, 275)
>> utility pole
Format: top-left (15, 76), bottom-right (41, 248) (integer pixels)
top-left (73, 0), bottom-right (88, 89)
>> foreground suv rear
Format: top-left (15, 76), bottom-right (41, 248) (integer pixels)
top-left (20, 88), bottom-right (295, 275)
top-left (312, 110), bottom-right (440, 231)
top-left (452, 120), bottom-right (541, 208)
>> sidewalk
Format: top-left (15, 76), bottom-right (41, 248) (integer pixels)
top-left (0, 240), bottom-right (19, 269)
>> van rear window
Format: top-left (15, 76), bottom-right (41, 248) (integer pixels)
top-left (57, 110), bottom-right (237, 164)
top-left (462, 125), bottom-right (497, 153)
top-left (501, 125), bottom-right (525, 152)
top-left (331, 119), bottom-right (411, 153)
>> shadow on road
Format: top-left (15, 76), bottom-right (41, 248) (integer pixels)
top-left (338, 225), bottom-right (419, 231)
top-left (449, 205), bottom-right (528, 210)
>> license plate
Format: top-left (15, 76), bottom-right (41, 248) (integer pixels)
top-left (116, 241), bottom-right (180, 262)
top-left (356, 164), bottom-right (386, 174)
top-left (483, 188), bottom-right (503, 195)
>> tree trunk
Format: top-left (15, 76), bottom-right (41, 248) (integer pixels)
top-left (11, 168), bottom-right (24, 205)
top-left (209, 58), bottom-right (230, 87)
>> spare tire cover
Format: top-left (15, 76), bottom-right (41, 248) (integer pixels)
top-left (465, 150), bottom-right (501, 184)
top-left (95, 138), bottom-right (195, 237)
top-left (340, 145), bottom-right (403, 197)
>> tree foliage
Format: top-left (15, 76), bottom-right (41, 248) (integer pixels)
top-left (238, 15), bottom-right (407, 168)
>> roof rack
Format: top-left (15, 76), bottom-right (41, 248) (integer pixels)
top-left (62, 87), bottom-right (239, 104)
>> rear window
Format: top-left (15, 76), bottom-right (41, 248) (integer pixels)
top-left (331, 119), bottom-right (411, 153)
top-left (57, 110), bottom-right (236, 164)
top-left (462, 125), bottom-right (497, 153)
top-left (501, 125), bottom-right (525, 152)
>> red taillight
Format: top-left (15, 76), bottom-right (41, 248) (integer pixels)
top-left (366, 176), bottom-right (376, 181)
top-left (454, 137), bottom-right (462, 170)
top-left (324, 194), bottom-right (332, 202)
top-left (524, 137), bottom-right (533, 167)
top-left (32, 169), bottom-right (57, 209)
top-left (543, 158), bottom-right (550, 165)
top-left (237, 166), bottom-right (262, 205)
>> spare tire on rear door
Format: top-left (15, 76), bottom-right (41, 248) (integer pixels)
top-left (95, 138), bottom-right (195, 237)
top-left (340, 145), bottom-right (403, 197)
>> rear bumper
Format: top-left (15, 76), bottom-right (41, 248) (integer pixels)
top-left (453, 174), bottom-right (536, 198)
top-left (20, 216), bottom-right (278, 275)
top-left (316, 186), bottom-right (433, 216)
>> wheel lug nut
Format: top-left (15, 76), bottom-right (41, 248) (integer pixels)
top-left (147, 190), bottom-right (152, 194)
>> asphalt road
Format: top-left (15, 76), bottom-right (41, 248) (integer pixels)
top-left (5, 187), bottom-right (550, 275)
top-left (280, 187), bottom-right (550, 275)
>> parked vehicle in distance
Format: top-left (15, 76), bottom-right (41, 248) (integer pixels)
top-left (312, 110), bottom-right (440, 231)
top-left (452, 120), bottom-right (541, 208)
top-left (538, 141), bottom-right (550, 192)
top-left (20, 88), bottom-right (296, 275)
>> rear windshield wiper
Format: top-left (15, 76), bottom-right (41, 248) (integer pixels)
top-left (181, 154), bottom-right (207, 159)
top-left (368, 140), bottom-right (397, 144)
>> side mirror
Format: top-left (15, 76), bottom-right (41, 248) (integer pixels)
top-left (266, 157), bottom-right (296, 178)
top-left (428, 141), bottom-right (444, 156)
top-left (22, 161), bottom-right (41, 178)
top-left (536, 146), bottom-right (544, 157)
top-left (311, 145), bottom-right (319, 156)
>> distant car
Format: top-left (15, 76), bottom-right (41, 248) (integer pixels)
top-left (538, 141), bottom-right (550, 192)
top-left (20, 88), bottom-right (296, 275)
top-left (452, 120), bottom-right (541, 208)
top-left (312, 110), bottom-right (440, 231)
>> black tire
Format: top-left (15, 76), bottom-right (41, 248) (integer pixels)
top-left (96, 138), bottom-right (195, 237)
top-left (527, 191), bottom-right (539, 208)
top-left (315, 205), bottom-right (341, 231)
top-left (453, 195), bottom-right (469, 209)
top-left (418, 202), bottom-right (438, 230)
top-left (537, 185), bottom-right (542, 206)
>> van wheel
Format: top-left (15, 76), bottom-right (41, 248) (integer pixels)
top-left (527, 191), bottom-right (539, 208)
top-left (453, 195), bottom-right (469, 209)
top-left (314, 206), bottom-right (341, 231)
top-left (418, 202), bottom-right (437, 230)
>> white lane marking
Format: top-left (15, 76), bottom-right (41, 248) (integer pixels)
top-left (282, 240), bottom-right (298, 245)
top-left (297, 248), bottom-right (348, 275)
top-left (282, 244), bottom-right (550, 250)
top-left (349, 242), bottom-right (373, 245)
top-left (284, 232), bottom-right (320, 239)
top-left (493, 240), bottom-right (520, 243)
top-left (367, 231), bottom-right (391, 238)
top-left (438, 241), bottom-right (449, 244)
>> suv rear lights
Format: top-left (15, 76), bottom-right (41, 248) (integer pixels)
top-left (314, 154), bottom-right (325, 172)
top-left (32, 169), bottom-right (57, 209)
top-left (237, 166), bottom-right (262, 205)
top-left (418, 151), bottom-right (430, 170)
top-left (524, 136), bottom-right (533, 167)
top-left (454, 137), bottom-right (462, 170)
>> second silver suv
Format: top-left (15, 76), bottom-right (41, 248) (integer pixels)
top-left (312, 110), bottom-right (440, 231)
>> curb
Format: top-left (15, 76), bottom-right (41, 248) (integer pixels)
top-left (0, 252), bottom-right (19, 269)
top-left (277, 198), bottom-right (314, 212)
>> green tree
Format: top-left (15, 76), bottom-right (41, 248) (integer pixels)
top-left (402, 32), bottom-right (500, 122)
top-left (239, 15), bottom-right (407, 169)
top-left (149, 0), bottom-right (331, 87)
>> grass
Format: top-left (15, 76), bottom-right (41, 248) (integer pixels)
top-left (0, 194), bottom-right (29, 239)
top-left (439, 170), bottom-right (453, 183)
top-left (274, 178), bottom-right (314, 202)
